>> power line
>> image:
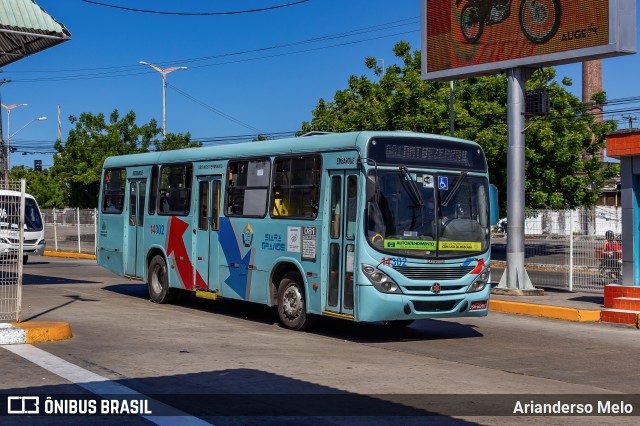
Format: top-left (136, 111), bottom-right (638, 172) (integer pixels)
top-left (80, 0), bottom-right (310, 16)
top-left (8, 29), bottom-right (419, 83)
top-left (166, 83), bottom-right (263, 134)
top-left (6, 18), bottom-right (420, 82)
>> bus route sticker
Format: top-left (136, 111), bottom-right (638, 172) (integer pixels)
top-left (302, 226), bottom-right (317, 260)
top-left (384, 240), bottom-right (437, 250)
top-left (287, 226), bottom-right (301, 253)
top-left (439, 241), bottom-right (482, 251)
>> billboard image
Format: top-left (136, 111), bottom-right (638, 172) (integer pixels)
top-left (422, 0), bottom-right (636, 80)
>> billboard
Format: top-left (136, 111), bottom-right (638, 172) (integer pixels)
top-left (422, 0), bottom-right (636, 80)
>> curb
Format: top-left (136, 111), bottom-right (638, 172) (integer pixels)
top-left (0, 322), bottom-right (72, 345)
top-left (44, 250), bottom-right (95, 260)
top-left (489, 299), bottom-right (601, 322)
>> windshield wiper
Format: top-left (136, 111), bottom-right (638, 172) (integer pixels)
top-left (442, 171), bottom-right (468, 207)
top-left (400, 167), bottom-right (425, 208)
top-left (400, 166), bottom-right (425, 228)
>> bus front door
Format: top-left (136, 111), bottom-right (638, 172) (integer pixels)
top-left (125, 178), bottom-right (146, 278)
top-left (326, 172), bottom-right (358, 318)
top-left (195, 176), bottom-right (222, 293)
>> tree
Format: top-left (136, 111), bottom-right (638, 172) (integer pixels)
top-left (153, 132), bottom-right (201, 151)
top-left (301, 41), bottom-right (619, 214)
top-left (10, 110), bottom-right (202, 209)
top-left (50, 109), bottom-right (160, 208)
top-left (8, 166), bottom-right (65, 208)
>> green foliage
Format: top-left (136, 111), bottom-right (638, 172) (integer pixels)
top-left (8, 166), bottom-right (65, 208)
top-left (301, 42), bottom-right (619, 214)
top-left (153, 132), bottom-right (201, 151)
top-left (11, 109), bottom-right (201, 208)
top-left (49, 109), bottom-right (160, 208)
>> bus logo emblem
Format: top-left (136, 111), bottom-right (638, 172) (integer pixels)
top-left (242, 224), bottom-right (254, 248)
top-left (432, 283), bottom-right (441, 294)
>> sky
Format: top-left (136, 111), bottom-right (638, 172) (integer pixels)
top-left (1, 0), bottom-right (639, 170)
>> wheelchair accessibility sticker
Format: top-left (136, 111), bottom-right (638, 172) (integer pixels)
top-left (438, 176), bottom-right (448, 190)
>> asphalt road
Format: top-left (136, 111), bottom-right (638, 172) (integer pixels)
top-left (1, 257), bottom-right (639, 425)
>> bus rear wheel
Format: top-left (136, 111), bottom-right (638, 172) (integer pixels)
top-left (147, 255), bottom-right (176, 304)
top-left (277, 272), bottom-right (310, 331)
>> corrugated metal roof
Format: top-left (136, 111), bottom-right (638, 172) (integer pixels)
top-left (0, 0), bottom-right (70, 67)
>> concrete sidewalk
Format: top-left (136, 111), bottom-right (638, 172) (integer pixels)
top-left (489, 286), bottom-right (605, 323)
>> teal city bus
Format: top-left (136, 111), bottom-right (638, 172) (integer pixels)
top-left (97, 131), bottom-right (498, 330)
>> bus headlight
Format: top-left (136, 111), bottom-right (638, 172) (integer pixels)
top-left (466, 268), bottom-right (490, 293)
top-left (362, 264), bottom-right (402, 294)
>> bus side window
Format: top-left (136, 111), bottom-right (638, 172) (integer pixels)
top-left (226, 159), bottom-right (270, 217)
top-left (271, 155), bottom-right (320, 219)
top-left (102, 168), bottom-right (126, 214)
top-left (330, 176), bottom-right (341, 238)
top-left (158, 164), bottom-right (192, 216)
top-left (148, 165), bottom-right (158, 215)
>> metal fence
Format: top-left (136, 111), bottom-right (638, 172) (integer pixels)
top-left (41, 206), bottom-right (622, 294)
top-left (41, 208), bottom-right (97, 255)
top-left (0, 180), bottom-right (25, 322)
top-left (492, 207), bottom-right (623, 293)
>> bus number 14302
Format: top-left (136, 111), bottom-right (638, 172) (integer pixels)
top-left (381, 257), bottom-right (407, 267)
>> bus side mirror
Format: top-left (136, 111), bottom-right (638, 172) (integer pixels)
top-left (366, 176), bottom-right (379, 202)
top-left (489, 184), bottom-right (499, 226)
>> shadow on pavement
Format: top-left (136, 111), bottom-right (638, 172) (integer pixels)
top-left (0, 368), bottom-right (481, 424)
top-left (102, 283), bottom-right (483, 343)
top-left (23, 273), bottom-right (102, 286)
top-left (22, 295), bottom-right (101, 322)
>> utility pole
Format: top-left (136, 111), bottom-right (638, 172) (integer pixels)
top-left (0, 79), bottom-right (11, 181)
top-left (622, 115), bottom-right (636, 129)
top-left (1, 102), bottom-right (27, 174)
top-left (139, 61), bottom-right (188, 140)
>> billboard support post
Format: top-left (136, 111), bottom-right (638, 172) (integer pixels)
top-left (498, 67), bottom-right (534, 290)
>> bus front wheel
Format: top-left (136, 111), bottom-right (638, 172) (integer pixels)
top-left (147, 255), bottom-right (176, 304)
top-left (277, 272), bottom-right (311, 331)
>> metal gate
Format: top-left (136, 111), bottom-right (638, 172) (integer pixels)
top-left (0, 179), bottom-right (25, 322)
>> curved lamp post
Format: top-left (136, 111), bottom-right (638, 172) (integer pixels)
top-left (139, 61), bottom-right (188, 140)
top-left (1, 103), bottom-right (28, 172)
top-left (6, 116), bottom-right (47, 170)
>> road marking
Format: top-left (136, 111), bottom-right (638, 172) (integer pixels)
top-left (2, 344), bottom-right (212, 425)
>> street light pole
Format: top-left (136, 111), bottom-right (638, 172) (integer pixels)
top-left (1, 103), bottom-right (27, 172)
top-left (6, 116), bottom-right (47, 171)
top-left (139, 61), bottom-right (188, 140)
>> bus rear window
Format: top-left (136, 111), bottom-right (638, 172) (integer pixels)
top-left (102, 169), bottom-right (126, 214)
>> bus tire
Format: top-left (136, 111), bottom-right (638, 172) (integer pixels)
top-left (382, 320), bottom-right (414, 328)
top-left (147, 255), bottom-right (176, 304)
top-left (277, 272), bottom-right (310, 331)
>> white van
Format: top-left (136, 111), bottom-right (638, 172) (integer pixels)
top-left (0, 190), bottom-right (46, 263)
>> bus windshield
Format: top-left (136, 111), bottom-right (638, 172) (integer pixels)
top-left (0, 197), bottom-right (44, 232)
top-left (366, 170), bottom-right (490, 258)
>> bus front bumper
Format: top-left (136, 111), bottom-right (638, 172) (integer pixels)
top-left (356, 284), bottom-right (491, 322)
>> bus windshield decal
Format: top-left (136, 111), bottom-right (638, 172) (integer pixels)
top-left (384, 239), bottom-right (482, 251)
top-left (384, 240), bottom-right (436, 250)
